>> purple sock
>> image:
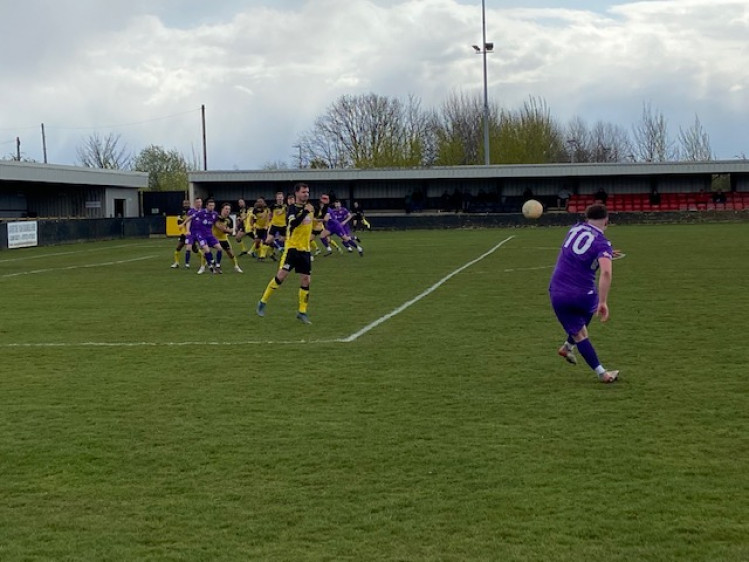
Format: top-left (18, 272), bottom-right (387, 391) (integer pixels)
top-left (185, 250), bottom-right (191, 264)
top-left (576, 338), bottom-right (601, 371)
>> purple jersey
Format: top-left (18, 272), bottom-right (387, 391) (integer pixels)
top-left (329, 206), bottom-right (350, 224)
top-left (191, 209), bottom-right (219, 237)
top-left (329, 206), bottom-right (353, 236)
top-left (549, 222), bottom-right (613, 296)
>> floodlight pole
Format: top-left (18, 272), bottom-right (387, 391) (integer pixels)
top-left (481, 0), bottom-right (490, 166)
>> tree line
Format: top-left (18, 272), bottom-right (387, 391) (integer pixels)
top-left (3, 93), bottom-right (718, 190)
top-left (290, 94), bottom-right (715, 169)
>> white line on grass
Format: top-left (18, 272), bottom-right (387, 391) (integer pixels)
top-left (1, 236), bottom-right (520, 348)
top-left (0, 255), bottom-right (157, 279)
top-left (337, 235), bottom-right (516, 343)
top-left (0, 242), bottom-right (160, 264)
top-left (2, 339), bottom-right (339, 348)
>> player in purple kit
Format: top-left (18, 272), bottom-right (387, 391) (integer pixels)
top-left (184, 198), bottom-right (222, 274)
top-left (327, 200), bottom-right (363, 256)
top-left (549, 203), bottom-right (619, 383)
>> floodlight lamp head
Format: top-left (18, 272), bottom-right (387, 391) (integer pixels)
top-left (485, 42), bottom-right (494, 51)
top-left (472, 45), bottom-right (481, 52)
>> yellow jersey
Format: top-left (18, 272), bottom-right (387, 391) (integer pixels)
top-left (312, 202), bottom-right (329, 231)
top-left (212, 216), bottom-right (233, 242)
top-left (250, 207), bottom-right (271, 230)
top-left (177, 208), bottom-right (189, 234)
top-left (270, 203), bottom-right (287, 228)
top-left (286, 204), bottom-right (313, 252)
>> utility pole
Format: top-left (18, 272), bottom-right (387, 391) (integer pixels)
top-left (41, 123), bottom-right (48, 163)
top-left (201, 104), bottom-right (207, 170)
top-left (15, 137), bottom-right (21, 161)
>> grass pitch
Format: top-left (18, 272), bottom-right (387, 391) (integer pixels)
top-left (0, 223), bottom-right (747, 560)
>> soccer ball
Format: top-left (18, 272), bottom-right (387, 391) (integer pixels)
top-left (522, 199), bottom-right (543, 219)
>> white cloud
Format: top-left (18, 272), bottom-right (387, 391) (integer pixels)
top-left (1, 0), bottom-right (747, 167)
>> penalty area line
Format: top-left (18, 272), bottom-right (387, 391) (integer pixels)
top-left (338, 235), bottom-right (516, 343)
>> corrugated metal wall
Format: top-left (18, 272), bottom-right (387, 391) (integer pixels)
top-left (0, 190), bottom-right (28, 217)
top-left (192, 170), bottom-right (749, 212)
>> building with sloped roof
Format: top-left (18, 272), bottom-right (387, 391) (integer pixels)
top-left (188, 160), bottom-right (749, 214)
top-left (0, 161), bottom-right (148, 219)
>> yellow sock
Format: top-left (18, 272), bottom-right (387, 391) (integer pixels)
top-left (330, 239), bottom-right (340, 250)
top-left (311, 240), bottom-right (319, 252)
top-left (173, 250), bottom-right (180, 263)
top-left (259, 244), bottom-right (267, 258)
top-left (363, 218), bottom-right (371, 229)
top-left (261, 277), bottom-right (280, 303)
top-left (239, 240), bottom-right (248, 252)
top-left (201, 254), bottom-right (207, 266)
top-left (298, 287), bottom-right (309, 313)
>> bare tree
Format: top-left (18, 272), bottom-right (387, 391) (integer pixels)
top-left (564, 116), bottom-right (592, 163)
top-left (432, 91), bottom-right (486, 166)
top-left (76, 132), bottom-right (131, 169)
top-left (262, 160), bottom-right (290, 170)
top-left (296, 93), bottom-right (430, 169)
top-left (678, 115), bottom-right (713, 161)
top-left (632, 102), bottom-right (676, 162)
top-left (589, 121), bottom-right (634, 162)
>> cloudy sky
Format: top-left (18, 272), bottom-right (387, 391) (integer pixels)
top-left (1, 0), bottom-right (747, 169)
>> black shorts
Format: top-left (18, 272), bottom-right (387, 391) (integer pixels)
top-left (254, 228), bottom-right (268, 240)
top-left (219, 240), bottom-right (232, 251)
top-left (269, 225), bottom-right (285, 237)
top-left (281, 248), bottom-right (312, 275)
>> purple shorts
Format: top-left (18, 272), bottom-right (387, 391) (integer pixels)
top-left (327, 221), bottom-right (347, 238)
top-left (198, 234), bottom-right (219, 248)
top-left (550, 291), bottom-right (598, 336)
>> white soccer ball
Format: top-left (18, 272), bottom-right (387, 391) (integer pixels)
top-left (522, 199), bottom-right (543, 219)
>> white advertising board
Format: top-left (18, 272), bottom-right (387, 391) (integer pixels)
top-left (7, 221), bottom-right (38, 249)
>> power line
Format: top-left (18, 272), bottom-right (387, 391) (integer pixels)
top-left (0, 107), bottom-right (201, 132)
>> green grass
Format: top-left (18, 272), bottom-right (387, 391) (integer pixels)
top-left (0, 224), bottom-right (747, 561)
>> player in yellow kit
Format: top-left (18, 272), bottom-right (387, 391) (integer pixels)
top-left (264, 191), bottom-right (287, 260)
top-left (248, 198), bottom-right (272, 260)
top-left (212, 202), bottom-right (243, 273)
top-left (256, 183), bottom-right (314, 324)
top-left (170, 198), bottom-right (205, 269)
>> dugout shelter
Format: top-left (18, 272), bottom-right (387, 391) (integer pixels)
top-left (188, 160), bottom-right (749, 214)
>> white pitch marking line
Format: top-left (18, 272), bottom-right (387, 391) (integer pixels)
top-left (1, 236), bottom-right (523, 348)
top-left (338, 235), bottom-right (516, 343)
top-left (0, 242), bottom-right (159, 264)
top-left (0, 255), bottom-right (157, 279)
top-left (1, 339), bottom-right (340, 348)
